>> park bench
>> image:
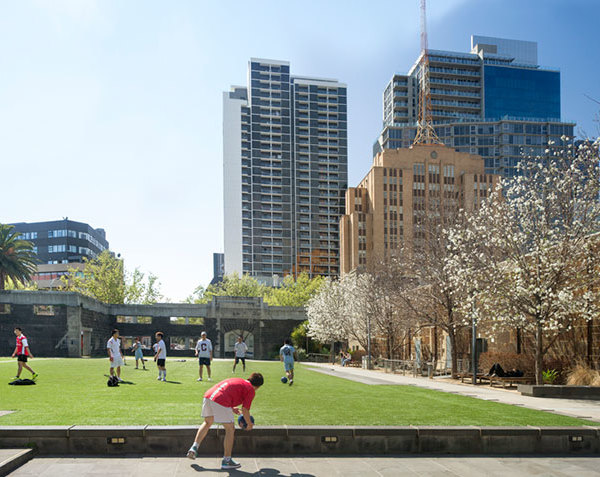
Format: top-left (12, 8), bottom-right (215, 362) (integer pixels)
top-left (458, 373), bottom-right (489, 384)
top-left (489, 375), bottom-right (534, 388)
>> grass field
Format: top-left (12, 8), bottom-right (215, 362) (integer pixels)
top-left (0, 357), bottom-right (593, 427)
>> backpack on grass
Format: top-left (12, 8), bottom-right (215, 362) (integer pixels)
top-left (9, 379), bottom-right (36, 385)
top-left (107, 376), bottom-right (119, 387)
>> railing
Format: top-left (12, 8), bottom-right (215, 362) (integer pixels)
top-left (382, 358), bottom-right (473, 377)
top-left (305, 353), bottom-right (331, 363)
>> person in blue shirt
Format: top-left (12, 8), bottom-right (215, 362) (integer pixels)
top-left (279, 338), bottom-right (298, 386)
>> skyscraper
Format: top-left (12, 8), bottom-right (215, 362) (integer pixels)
top-left (223, 59), bottom-right (347, 285)
top-left (374, 35), bottom-right (574, 177)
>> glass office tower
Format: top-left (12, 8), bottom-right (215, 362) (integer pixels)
top-left (224, 59), bottom-right (347, 284)
top-left (375, 36), bottom-right (574, 177)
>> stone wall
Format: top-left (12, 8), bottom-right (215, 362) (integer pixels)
top-left (0, 291), bottom-right (306, 360)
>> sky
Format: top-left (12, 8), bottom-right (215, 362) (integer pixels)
top-left (1, 0), bottom-right (598, 301)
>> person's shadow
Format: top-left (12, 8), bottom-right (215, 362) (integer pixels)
top-left (190, 464), bottom-right (315, 476)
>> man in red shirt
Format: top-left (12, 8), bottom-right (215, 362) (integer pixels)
top-left (11, 327), bottom-right (38, 381)
top-left (187, 372), bottom-right (264, 470)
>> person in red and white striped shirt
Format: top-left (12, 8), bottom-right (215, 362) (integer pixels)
top-left (11, 327), bottom-right (38, 381)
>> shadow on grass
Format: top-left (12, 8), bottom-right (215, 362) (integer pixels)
top-left (190, 464), bottom-right (315, 476)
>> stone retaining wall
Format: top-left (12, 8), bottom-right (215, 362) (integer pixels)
top-left (518, 385), bottom-right (600, 400)
top-left (0, 426), bottom-right (599, 456)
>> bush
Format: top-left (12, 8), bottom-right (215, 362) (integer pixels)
top-left (566, 364), bottom-right (600, 386)
top-left (350, 349), bottom-right (366, 362)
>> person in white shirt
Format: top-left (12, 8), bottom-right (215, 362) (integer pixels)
top-left (195, 331), bottom-right (213, 382)
top-left (154, 332), bottom-right (167, 382)
top-left (232, 336), bottom-right (248, 373)
top-left (107, 329), bottom-right (124, 382)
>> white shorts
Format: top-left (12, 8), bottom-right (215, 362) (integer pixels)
top-left (201, 398), bottom-right (235, 423)
top-left (110, 356), bottom-right (124, 368)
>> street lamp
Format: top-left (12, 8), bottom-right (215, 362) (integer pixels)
top-left (471, 296), bottom-right (478, 385)
top-left (367, 313), bottom-right (372, 370)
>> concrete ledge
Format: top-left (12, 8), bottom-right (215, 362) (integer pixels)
top-left (519, 385), bottom-right (600, 400)
top-left (1, 426), bottom-right (600, 456)
top-left (0, 449), bottom-right (34, 477)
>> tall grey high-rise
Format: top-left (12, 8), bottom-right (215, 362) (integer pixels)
top-left (223, 59), bottom-right (347, 284)
top-left (374, 35), bottom-right (575, 177)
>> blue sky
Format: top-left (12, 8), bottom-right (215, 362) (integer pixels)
top-left (1, 0), bottom-right (598, 301)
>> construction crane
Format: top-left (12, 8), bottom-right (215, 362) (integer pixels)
top-left (412, 0), bottom-right (443, 146)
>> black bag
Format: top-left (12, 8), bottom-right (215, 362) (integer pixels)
top-left (107, 376), bottom-right (119, 387)
top-left (9, 379), bottom-right (36, 385)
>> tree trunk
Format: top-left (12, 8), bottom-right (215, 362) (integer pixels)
top-left (0, 270), bottom-right (5, 290)
top-left (535, 321), bottom-right (544, 385)
top-left (449, 329), bottom-right (458, 379)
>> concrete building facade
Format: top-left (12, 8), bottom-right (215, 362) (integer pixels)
top-left (9, 219), bottom-right (109, 289)
top-left (223, 59), bottom-right (347, 284)
top-left (340, 145), bottom-right (499, 273)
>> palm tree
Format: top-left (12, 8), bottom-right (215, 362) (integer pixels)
top-left (0, 224), bottom-right (38, 290)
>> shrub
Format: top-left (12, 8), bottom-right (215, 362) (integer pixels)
top-left (350, 349), bottom-right (366, 362)
top-left (542, 369), bottom-right (559, 385)
top-left (566, 364), bottom-right (600, 386)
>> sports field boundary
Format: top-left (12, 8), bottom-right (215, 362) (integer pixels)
top-left (1, 425), bottom-right (599, 456)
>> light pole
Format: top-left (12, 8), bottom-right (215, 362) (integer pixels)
top-left (367, 313), bottom-right (372, 369)
top-left (471, 297), bottom-right (478, 385)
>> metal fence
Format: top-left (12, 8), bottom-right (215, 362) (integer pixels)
top-left (382, 358), bottom-right (473, 377)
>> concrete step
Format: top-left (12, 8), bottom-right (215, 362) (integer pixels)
top-left (0, 449), bottom-right (34, 477)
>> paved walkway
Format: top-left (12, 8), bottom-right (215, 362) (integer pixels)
top-left (8, 456), bottom-right (600, 476)
top-left (306, 363), bottom-right (600, 422)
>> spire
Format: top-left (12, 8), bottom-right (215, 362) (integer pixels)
top-left (413, 0), bottom-right (443, 146)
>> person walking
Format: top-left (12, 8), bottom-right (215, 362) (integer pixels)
top-left (11, 327), bottom-right (38, 381)
top-left (132, 337), bottom-right (146, 370)
top-left (279, 338), bottom-right (297, 386)
top-left (154, 332), bottom-right (167, 381)
top-left (107, 329), bottom-right (124, 382)
top-left (195, 331), bottom-right (213, 382)
top-left (233, 336), bottom-right (248, 373)
top-left (186, 373), bottom-right (264, 470)
top-left (232, 336), bottom-right (248, 373)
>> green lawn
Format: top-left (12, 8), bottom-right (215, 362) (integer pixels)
top-left (0, 358), bottom-right (593, 427)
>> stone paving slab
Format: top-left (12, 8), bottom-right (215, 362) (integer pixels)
top-left (7, 456), bottom-right (600, 476)
top-left (306, 363), bottom-right (600, 423)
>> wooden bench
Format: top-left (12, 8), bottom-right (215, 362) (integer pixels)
top-left (344, 360), bottom-right (361, 368)
top-left (489, 376), bottom-right (534, 388)
top-left (458, 373), bottom-right (489, 384)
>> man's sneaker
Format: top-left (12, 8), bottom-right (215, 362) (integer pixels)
top-left (157, 376), bottom-right (162, 380)
top-left (207, 377), bottom-right (212, 382)
top-left (197, 377), bottom-right (203, 381)
top-left (31, 373), bottom-right (38, 380)
top-left (221, 458), bottom-right (241, 470)
top-left (289, 379), bottom-right (293, 386)
top-left (187, 446), bottom-right (198, 460)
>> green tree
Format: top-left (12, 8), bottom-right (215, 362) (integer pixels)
top-left (61, 250), bottom-right (162, 304)
top-left (267, 273), bottom-right (324, 306)
top-left (0, 224), bottom-right (38, 290)
top-left (188, 274), bottom-right (268, 304)
top-left (188, 272), bottom-right (324, 307)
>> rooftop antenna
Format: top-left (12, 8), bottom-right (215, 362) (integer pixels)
top-left (412, 0), bottom-right (443, 146)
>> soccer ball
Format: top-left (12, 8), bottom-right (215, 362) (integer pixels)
top-left (237, 414), bottom-right (255, 429)
top-left (281, 376), bottom-right (288, 384)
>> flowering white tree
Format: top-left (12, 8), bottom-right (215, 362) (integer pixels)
top-left (306, 272), bottom-right (373, 353)
top-left (447, 140), bottom-right (600, 384)
top-left (306, 277), bottom-right (349, 345)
